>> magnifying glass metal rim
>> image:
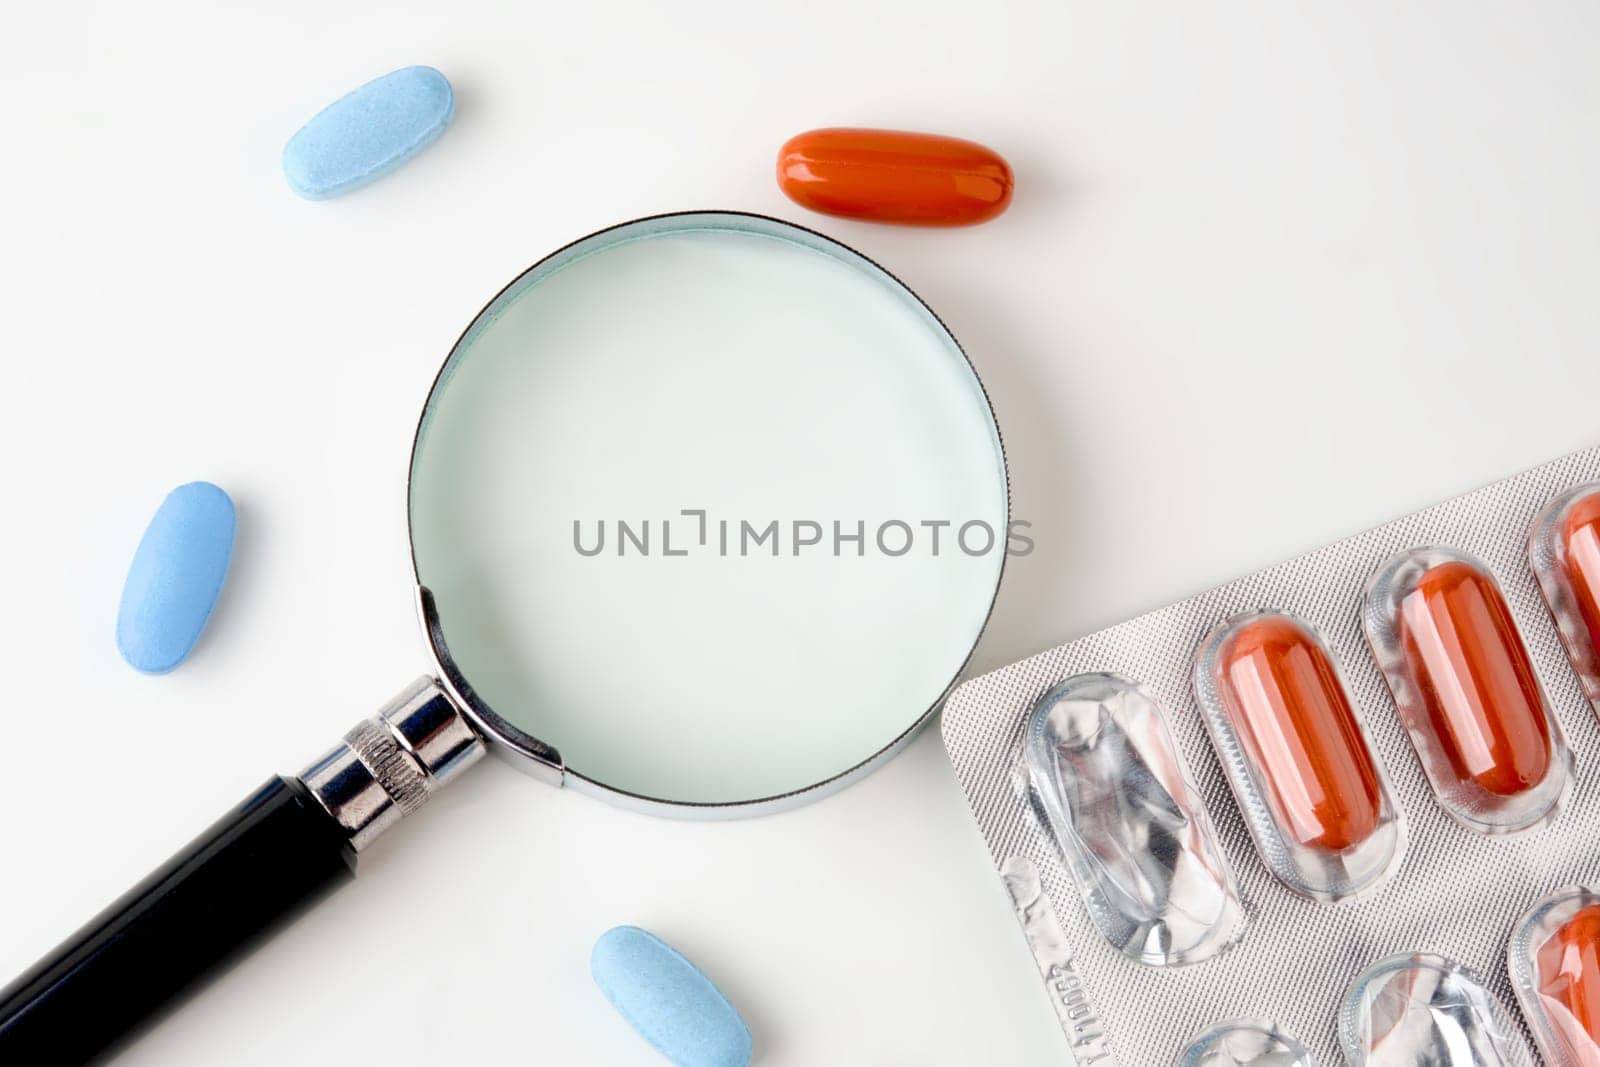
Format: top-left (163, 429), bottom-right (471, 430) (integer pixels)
top-left (406, 209), bottom-right (1012, 818)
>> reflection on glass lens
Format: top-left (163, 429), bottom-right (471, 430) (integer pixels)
top-left (410, 216), bottom-right (1007, 804)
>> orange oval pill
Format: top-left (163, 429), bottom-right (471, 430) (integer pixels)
top-left (1561, 492), bottom-right (1600, 659)
top-left (1538, 904), bottom-right (1600, 1065)
top-left (1214, 615), bottom-right (1382, 852)
top-left (1397, 560), bottom-right (1551, 798)
top-left (776, 128), bottom-right (1013, 226)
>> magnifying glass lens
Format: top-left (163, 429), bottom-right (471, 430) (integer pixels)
top-left (410, 216), bottom-right (1006, 804)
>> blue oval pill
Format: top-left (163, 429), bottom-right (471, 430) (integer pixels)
top-left (591, 926), bottom-right (753, 1067)
top-left (116, 482), bottom-right (236, 674)
top-left (282, 65), bottom-right (454, 200)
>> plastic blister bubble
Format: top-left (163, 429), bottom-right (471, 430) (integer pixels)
top-left (1529, 484), bottom-right (1600, 716)
top-left (1364, 548), bottom-right (1569, 835)
top-left (1338, 953), bottom-right (1531, 1066)
top-left (1508, 885), bottom-right (1600, 1066)
top-left (1023, 673), bottom-right (1243, 965)
top-left (1178, 1020), bottom-right (1316, 1066)
top-left (1192, 612), bottom-right (1403, 902)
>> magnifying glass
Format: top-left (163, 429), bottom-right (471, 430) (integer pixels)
top-left (0, 211), bottom-right (1009, 1061)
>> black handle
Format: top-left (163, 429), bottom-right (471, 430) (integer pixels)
top-left (0, 775), bottom-right (355, 1064)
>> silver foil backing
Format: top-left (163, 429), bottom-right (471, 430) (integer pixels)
top-left (942, 445), bottom-right (1600, 1065)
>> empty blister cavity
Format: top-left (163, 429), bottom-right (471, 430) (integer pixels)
top-left (1529, 484), bottom-right (1600, 714)
top-left (1177, 1020), bottom-right (1316, 1066)
top-left (1509, 886), bottom-right (1600, 1066)
top-left (1364, 548), bottom-right (1569, 834)
top-left (1339, 952), bottom-right (1531, 1066)
top-left (1192, 612), bottom-right (1402, 902)
top-left (1023, 673), bottom-right (1243, 966)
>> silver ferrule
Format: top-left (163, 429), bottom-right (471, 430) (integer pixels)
top-left (298, 677), bottom-right (487, 852)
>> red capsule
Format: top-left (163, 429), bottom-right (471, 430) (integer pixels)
top-left (1214, 615), bottom-right (1383, 852)
top-left (1538, 904), bottom-right (1600, 1065)
top-left (1561, 492), bottom-right (1600, 660)
top-left (1397, 561), bottom-right (1551, 797)
top-left (776, 128), bottom-right (1013, 226)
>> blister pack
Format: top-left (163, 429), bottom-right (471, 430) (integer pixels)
top-left (942, 445), bottom-right (1600, 1065)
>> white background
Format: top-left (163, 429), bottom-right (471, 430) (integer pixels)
top-left (4, 2), bottom-right (1600, 1063)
